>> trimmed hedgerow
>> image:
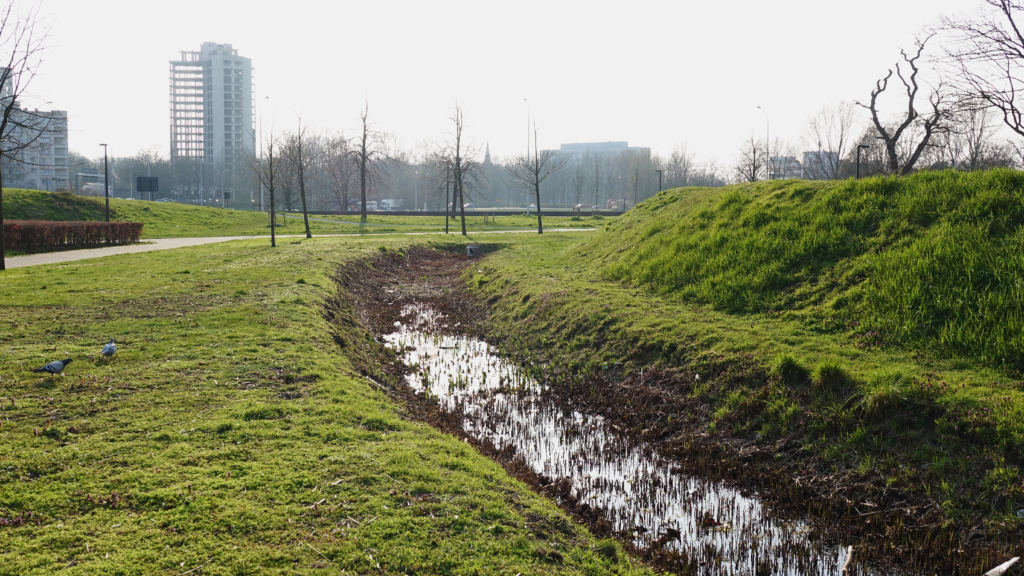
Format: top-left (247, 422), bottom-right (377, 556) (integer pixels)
top-left (3, 220), bottom-right (143, 252)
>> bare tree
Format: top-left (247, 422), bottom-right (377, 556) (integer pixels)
top-left (242, 125), bottom-right (281, 248)
top-left (0, 0), bottom-right (48, 271)
top-left (570, 156), bottom-right (587, 207)
top-left (284, 119), bottom-right (320, 238)
top-left (587, 151), bottom-right (602, 207)
top-left (943, 1), bottom-right (1024, 139)
top-left (324, 133), bottom-right (354, 211)
top-left (936, 101), bottom-right (1017, 170)
top-left (435, 103), bottom-right (480, 235)
top-left (733, 135), bottom-right (766, 182)
top-left (626, 150), bottom-right (650, 207)
top-left (505, 126), bottom-right (569, 234)
top-left (666, 143), bottom-right (695, 188)
top-left (803, 102), bottom-right (859, 179)
top-left (692, 159), bottom-right (726, 187)
top-left (351, 100), bottom-right (390, 221)
top-left (856, 36), bottom-right (951, 175)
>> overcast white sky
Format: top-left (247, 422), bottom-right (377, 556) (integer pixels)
top-left (25, 0), bottom-right (977, 165)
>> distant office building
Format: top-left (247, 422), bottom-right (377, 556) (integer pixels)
top-left (803, 151), bottom-right (839, 180)
top-left (770, 156), bottom-right (802, 179)
top-left (169, 42), bottom-right (254, 169)
top-left (75, 167), bottom-right (102, 195)
top-left (0, 68), bottom-right (69, 191)
top-left (556, 141), bottom-right (651, 156)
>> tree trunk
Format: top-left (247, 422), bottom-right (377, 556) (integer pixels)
top-left (360, 156), bottom-right (367, 222)
top-left (535, 177), bottom-right (543, 235)
top-left (270, 183), bottom-right (276, 248)
top-left (298, 166), bottom-right (312, 239)
top-left (0, 165), bottom-right (5, 271)
top-left (886, 142), bottom-right (900, 173)
top-left (458, 174), bottom-right (467, 236)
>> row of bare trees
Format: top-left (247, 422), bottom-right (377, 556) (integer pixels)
top-left (734, 2), bottom-right (1024, 183)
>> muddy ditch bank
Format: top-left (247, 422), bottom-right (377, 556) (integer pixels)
top-left (324, 247), bottom-right (1021, 575)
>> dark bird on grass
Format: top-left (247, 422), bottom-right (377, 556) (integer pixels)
top-left (33, 359), bottom-right (72, 375)
top-left (101, 339), bottom-right (116, 358)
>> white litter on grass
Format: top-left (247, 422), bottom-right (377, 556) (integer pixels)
top-left (984, 557), bottom-right (1019, 576)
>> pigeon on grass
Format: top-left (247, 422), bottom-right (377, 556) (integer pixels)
top-left (101, 339), bottom-right (116, 359)
top-left (33, 358), bottom-right (73, 375)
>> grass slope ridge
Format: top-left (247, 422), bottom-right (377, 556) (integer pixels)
top-left (595, 170), bottom-right (1024, 370)
top-left (3, 189), bottom-right (273, 238)
top-left (3, 189), bottom-right (606, 241)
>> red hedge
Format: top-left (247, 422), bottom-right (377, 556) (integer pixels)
top-left (3, 220), bottom-right (144, 252)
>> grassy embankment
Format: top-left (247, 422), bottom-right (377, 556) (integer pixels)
top-left (472, 169), bottom-right (1024, 528)
top-left (0, 234), bottom-right (645, 574)
top-left (2, 190), bottom-right (603, 240)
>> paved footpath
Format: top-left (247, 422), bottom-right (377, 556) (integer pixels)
top-left (4, 228), bottom-right (594, 269)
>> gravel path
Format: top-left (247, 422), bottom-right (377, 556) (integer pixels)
top-left (4, 228), bottom-right (593, 269)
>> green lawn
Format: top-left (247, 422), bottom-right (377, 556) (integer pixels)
top-left (0, 234), bottom-right (645, 575)
top-left (2, 190), bottom-right (606, 240)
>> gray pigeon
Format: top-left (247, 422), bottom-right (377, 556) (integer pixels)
top-left (33, 358), bottom-right (72, 375)
top-left (101, 338), bottom-right (116, 358)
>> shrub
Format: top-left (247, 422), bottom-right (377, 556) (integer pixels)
top-left (770, 353), bottom-right (809, 384)
top-left (812, 361), bottom-right (850, 389)
top-left (3, 220), bottom-right (143, 252)
top-left (858, 369), bottom-right (913, 416)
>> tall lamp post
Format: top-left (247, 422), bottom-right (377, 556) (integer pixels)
top-left (222, 167), bottom-right (230, 208)
top-left (445, 164), bottom-right (450, 234)
top-left (100, 143), bottom-right (109, 222)
top-left (856, 144), bottom-right (871, 179)
top-left (757, 106), bottom-right (770, 180)
top-left (654, 169), bottom-right (662, 193)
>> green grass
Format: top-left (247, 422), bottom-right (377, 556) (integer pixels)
top-left (596, 170), bottom-right (1024, 371)
top-left (2, 189), bottom-right (606, 240)
top-left (471, 177), bottom-right (1024, 528)
top-left (0, 235), bottom-right (647, 575)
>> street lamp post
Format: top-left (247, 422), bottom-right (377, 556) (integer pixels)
top-left (857, 145), bottom-right (871, 179)
top-left (100, 143), bottom-right (109, 222)
top-left (445, 164), bottom-right (450, 234)
top-left (654, 169), bottom-right (662, 193)
top-left (414, 170), bottom-right (418, 212)
top-left (757, 106), bottom-right (770, 180)
top-left (223, 167), bottom-right (230, 208)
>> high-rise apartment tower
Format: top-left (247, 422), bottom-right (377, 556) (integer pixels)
top-left (0, 68), bottom-right (69, 191)
top-left (169, 42), bottom-right (254, 168)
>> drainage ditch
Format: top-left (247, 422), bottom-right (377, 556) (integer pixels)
top-left (330, 247), bottom-right (1019, 575)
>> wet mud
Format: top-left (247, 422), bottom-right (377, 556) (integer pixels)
top-left (327, 247), bottom-right (1022, 575)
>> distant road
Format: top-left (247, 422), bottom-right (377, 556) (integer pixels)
top-left (4, 228), bottom-right (595, 269)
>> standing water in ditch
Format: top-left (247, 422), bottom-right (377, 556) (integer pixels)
top-left (384, 305), bottom-right (862, 575)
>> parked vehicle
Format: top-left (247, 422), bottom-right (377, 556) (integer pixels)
top-left (380, 199), bottom-right (403, 211)
top-left (463, 203), bottom-right (475, 209)
top-left (366, 201), bottom-right (378, 211)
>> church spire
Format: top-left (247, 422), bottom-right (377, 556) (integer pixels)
top-left (484, 142), bottom-right (491, 164)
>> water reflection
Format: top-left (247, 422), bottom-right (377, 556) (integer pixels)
top-left (384, 308), bottom-right (856, 575)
